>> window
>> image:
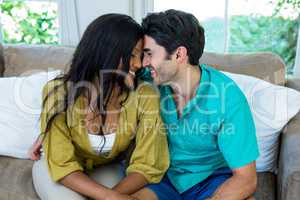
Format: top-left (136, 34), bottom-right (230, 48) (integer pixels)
top-left (228, 0), bottom-right (299, 74)
top-left (0, 0), bottom-right (80, 46)
top-left (154, 0), bottom-right (227, 53)
top-left (0, 0), bottom-right (59, 45)
top-left (153, 0), bottom-right (300, 75)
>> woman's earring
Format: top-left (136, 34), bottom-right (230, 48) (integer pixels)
top-left (129, 70), bottom-right (135, 76)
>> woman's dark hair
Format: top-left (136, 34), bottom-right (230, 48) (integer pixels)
top-left (142, 9), bottom-right (205, 65)
top-left (42, 14), bottom-right (143, 144)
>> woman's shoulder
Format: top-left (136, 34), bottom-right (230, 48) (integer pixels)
top-left (42, 79), bottom-right (65, 99)
top-left (41, 79), bottom-right (68, 120)
top-left (136, 81), bottom-right (159, 97)
top-left (133, 82), bottom-right (160, 109)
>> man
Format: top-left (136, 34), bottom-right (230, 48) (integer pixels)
top-left (133, 9), bottom-right (259, 200)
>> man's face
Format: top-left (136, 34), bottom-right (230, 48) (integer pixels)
top-left (142, 35), bottom-right (178, 85)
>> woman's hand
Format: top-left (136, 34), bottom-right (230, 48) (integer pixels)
top-left (28, 136), bottom-right (43, 160)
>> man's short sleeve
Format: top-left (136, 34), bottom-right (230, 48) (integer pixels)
top-left (218, 97), bottom-right (259, 169)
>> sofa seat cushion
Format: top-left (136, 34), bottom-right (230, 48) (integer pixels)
top-left (0, 156), bottom-right (276, 200)
top-left (0, 156), bottom-right (38, 200)
top-left (255, 172), bottom-right (276, 200)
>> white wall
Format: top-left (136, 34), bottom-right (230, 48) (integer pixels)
top-left (75, 0), bottom-right (132, 36)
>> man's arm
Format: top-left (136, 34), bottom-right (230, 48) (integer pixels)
top-left (209, 162), bottom-right (257, 200)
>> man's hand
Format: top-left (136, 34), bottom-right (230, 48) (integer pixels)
top-left (28, 136), bottom-right (43, 160)
top-left (105, 191), bottom-right (139, 200)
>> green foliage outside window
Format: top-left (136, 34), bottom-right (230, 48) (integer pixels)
top-left (204, 14), bottom-right (299, 74)
top-left (229, 0), bottom-right (299, 74)
top-left (229, 15), bottom-right (299, 74)
top-left (0, 1), bottom-right (59, 44)
top-left (202, 0), bottom-right (299, 74)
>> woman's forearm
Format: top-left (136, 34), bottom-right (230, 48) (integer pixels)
top-left (59, 170), bottom-right (114, 200)
top-left (113, 172), bottom-right (148, 195)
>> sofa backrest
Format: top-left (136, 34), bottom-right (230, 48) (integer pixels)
top-left (0, 43), bottom-right (4, 77)
top-left (2, 44), bottom-right (286, 85)
top-left (200, 52), bottom-right (286, 85)
top-left (3, 44), bottom-right (74, 77)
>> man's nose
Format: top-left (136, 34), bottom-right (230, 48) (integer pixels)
top-left (142, 57), bottom-right (150, 67)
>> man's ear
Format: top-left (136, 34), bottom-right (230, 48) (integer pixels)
top-left (174, 46), bottom-right (188, 63)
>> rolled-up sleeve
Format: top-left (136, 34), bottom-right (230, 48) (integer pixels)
top-left (41, 81), bottom-right (83, 182)
top-left (126, 84), bottom-right (170, 183)
top-left (42, 113), bottom-right (83, 182)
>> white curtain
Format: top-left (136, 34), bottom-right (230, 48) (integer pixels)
top-left (57, 0), bottom-right (80, 46)
top-left (294, 27), bottom-right (300, 75)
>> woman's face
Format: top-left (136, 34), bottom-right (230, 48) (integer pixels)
top-left (124, 39), bottom-right (143, 88)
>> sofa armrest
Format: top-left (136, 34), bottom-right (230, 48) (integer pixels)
top-left (286, 76), bottom-right (300, 91)
top-left (278, 112), bottom-right (300, 200)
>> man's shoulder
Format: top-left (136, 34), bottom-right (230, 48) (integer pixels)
top-left (203, 64), bottom-right (247, 105)
top-left (202, 64), bottom-right (236, 85)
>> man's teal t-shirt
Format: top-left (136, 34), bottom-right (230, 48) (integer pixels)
top-left (158, 64), bottom-right (259, 193)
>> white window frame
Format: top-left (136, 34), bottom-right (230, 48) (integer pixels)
top-left (131, 0), bottom-right (153, 24)
top-left (0, 0), bottom-right (4, 43)
top-left (143, 0), bottom-right (300, 75)
top-left (0, 0), bottom-right (80, 46)
top-left (293, 27), bottom-right (300, 76)
top-left (0, 23), bottom-right (2, 42)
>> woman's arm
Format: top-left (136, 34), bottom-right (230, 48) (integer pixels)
top-left (40, 111), bottom-right (136, 199)
top-left (113, 172), bottom-right (148, 195)
top-left (60, 170), bottom-right (137, 200)
top-left (120, 84), bottom-right (169, 192)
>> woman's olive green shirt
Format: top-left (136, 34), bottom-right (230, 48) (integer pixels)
top-left (40, 80), bottom-right (169, 183)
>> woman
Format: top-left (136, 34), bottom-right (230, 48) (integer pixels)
top-left (29, 14), bottom-right (169, 200)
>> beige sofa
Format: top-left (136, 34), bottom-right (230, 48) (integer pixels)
top-left (0, 43), bottom-right (300, 200)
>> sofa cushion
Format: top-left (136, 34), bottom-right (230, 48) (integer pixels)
top-left (3, 44), bottom-right (74, 77)
top-left (200, 52), bottom-right (286, 86)
top-left (0, 43), bottom-right (4, 76)
top-left (0, 156), bottom-right (38, 200)
top-left (255, 172), bottom-right (276, 200)
top-left (0, 156), bottom-right (277, 200)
